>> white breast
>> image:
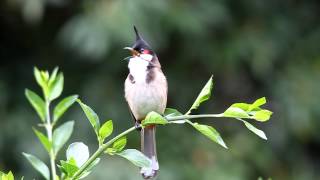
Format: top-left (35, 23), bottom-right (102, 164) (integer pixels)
top-left (128, 54), bottom-right (152, 83)
top-left (125, 55), bottom-right (167, 120)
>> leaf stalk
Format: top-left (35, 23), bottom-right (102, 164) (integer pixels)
top-left (44, 100), bottom-right (57, 180)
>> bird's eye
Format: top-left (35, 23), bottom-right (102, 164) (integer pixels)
top-left (139, 48), bottom-right (144, 53)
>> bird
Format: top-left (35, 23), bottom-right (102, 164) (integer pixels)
top-left (124, 26), bottom-right (167, 179)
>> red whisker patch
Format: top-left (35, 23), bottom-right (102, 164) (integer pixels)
top-left (142, 49), bottom-right (152, 54)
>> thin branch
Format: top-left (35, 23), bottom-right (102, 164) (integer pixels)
top-left (45, 100), bottom-right (57, 180)
top-left (166, 113), bottom-right (224, 121)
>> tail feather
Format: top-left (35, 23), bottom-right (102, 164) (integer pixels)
top-left (140, 126), bottom-right (159, 179)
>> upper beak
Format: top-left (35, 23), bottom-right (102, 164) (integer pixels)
top-left (123, 47), bottom-right (140, 56)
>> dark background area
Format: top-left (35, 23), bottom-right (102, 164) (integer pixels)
top-left (1, 0), bottom-right (320, 179)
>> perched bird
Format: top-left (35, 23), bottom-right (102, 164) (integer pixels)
top-left (124, 26), bottom-right (167, 179)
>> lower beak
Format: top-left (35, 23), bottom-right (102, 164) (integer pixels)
top-left (123, 47), bottom-right (140, 56)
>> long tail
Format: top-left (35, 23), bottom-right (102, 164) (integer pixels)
top-left (140, 125), bottom-right (159, 179)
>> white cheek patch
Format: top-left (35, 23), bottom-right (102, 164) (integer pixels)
top-left (140, 54), bottom-right (153, 61)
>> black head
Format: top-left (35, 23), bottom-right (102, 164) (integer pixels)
top-left (131, 26), bottom-right (154, 55)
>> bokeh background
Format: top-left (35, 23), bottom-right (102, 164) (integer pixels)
top-left (1, 0), bottom-right (320, 179)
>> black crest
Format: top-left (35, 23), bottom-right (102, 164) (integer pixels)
top-left (132, 26), bottom-right (152, 51)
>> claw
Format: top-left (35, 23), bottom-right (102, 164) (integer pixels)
top-left (135, 121), bottom-right (142, 131)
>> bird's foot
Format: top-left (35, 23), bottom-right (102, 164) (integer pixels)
top-left (135, 121), bottom-right (142, 131)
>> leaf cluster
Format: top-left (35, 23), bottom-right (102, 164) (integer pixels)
top-left (142, 76), bottom-right (272, 148)
top-left (24, 67), bottom-right (78, 180)
top-left (0, 171), bottom-right (18, 180)
top-left (1, 68), bottom-right (273, 180)
top-left (68, 100), bottom-right (152, 179)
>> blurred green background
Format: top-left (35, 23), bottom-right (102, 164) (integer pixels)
top-left (1, 0), bottom-right (320, 179)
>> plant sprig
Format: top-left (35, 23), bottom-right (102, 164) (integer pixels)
top-left (69, 76), bottom-right (272, 179)
top-left (0, 171), bottom-right (16, 180)
top-left (24, 67), bottom-right (78, 180)
top-left (64, 100), bottom-right (150, 180)
top-left (2, 69), bottom-right (272, 180)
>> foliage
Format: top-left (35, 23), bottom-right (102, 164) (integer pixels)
top-left (23, 68), bottom-right (77, 180)
top-left (0, 171), bottom-right (16, 180)
top-left (2, 68), bottom-right (271, 179)
top-left (21, 68), bottom-right (153, 180)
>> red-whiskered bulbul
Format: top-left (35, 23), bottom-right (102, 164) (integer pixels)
top-left (124, 26), bottom-right (167, 179)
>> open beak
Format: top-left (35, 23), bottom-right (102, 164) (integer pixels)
top-left (123, 47), bottom-right (140, 56)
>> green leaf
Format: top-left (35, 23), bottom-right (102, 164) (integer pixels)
top-left (25, 89), bottom-right (46, 122)
top-left (99, 120), bottom-right (113, 141)
top-left (53, 121), bottom-right (74, 155)
top-left (49, 73), bottom-right (64, 101)
top-left (69, 157), bottom-right (78, 166)
top-left (223, 107), bottom-right (250, 118)
top-left (242, 120), bottom-right (267, 140)
top-left (41, 71), bottom-right (49, 82)
top-left (1, 171), bottom-right (14, 180)
top-left (252, 110), bottom-right (273, 122)
top-left (22, 152), bottom-right (50, 180)
top-left (230, 97), bottom-right (269, 112)
top-left (60, 160), bottom-right (79, 177)
top-left (33, 128), bottom-right (51, 153)
top-left (53, 95), bottom-right (79, 124)
top-left (248, 97), bottom-right (266, 111)
top-left (226, 97), bottom-right (272, 121)
top-left (186, 76), bottom-right (213, 114)
top-left (113, 137), bottom-right (127, 151)
top-left (6, 171), bottom-right (14, 180)
top-left (77, 99), bottom-right (100, 134)
top-left (230, 103), bottom-right (252, 111)
top-left (164, 108), bottom-right (186, 124)
top-left (34, 67), bottom-right (46, 88)
top-left (48, 67), bottom-right (59, 86)
top-left (33, 68), bottom-right (52, 99)
top-left (164, 108), bottom-right (183, 117)
top-left (66, 142), bottom-right (89, 167)
top-left (190, 122), bottom-right (227, 149)
top-left (116, 149), bottom-right (152, 168)
top-left (142, 111), bottom-right (168, 126)
top-left (105, 137), bottom-right (127, 154)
